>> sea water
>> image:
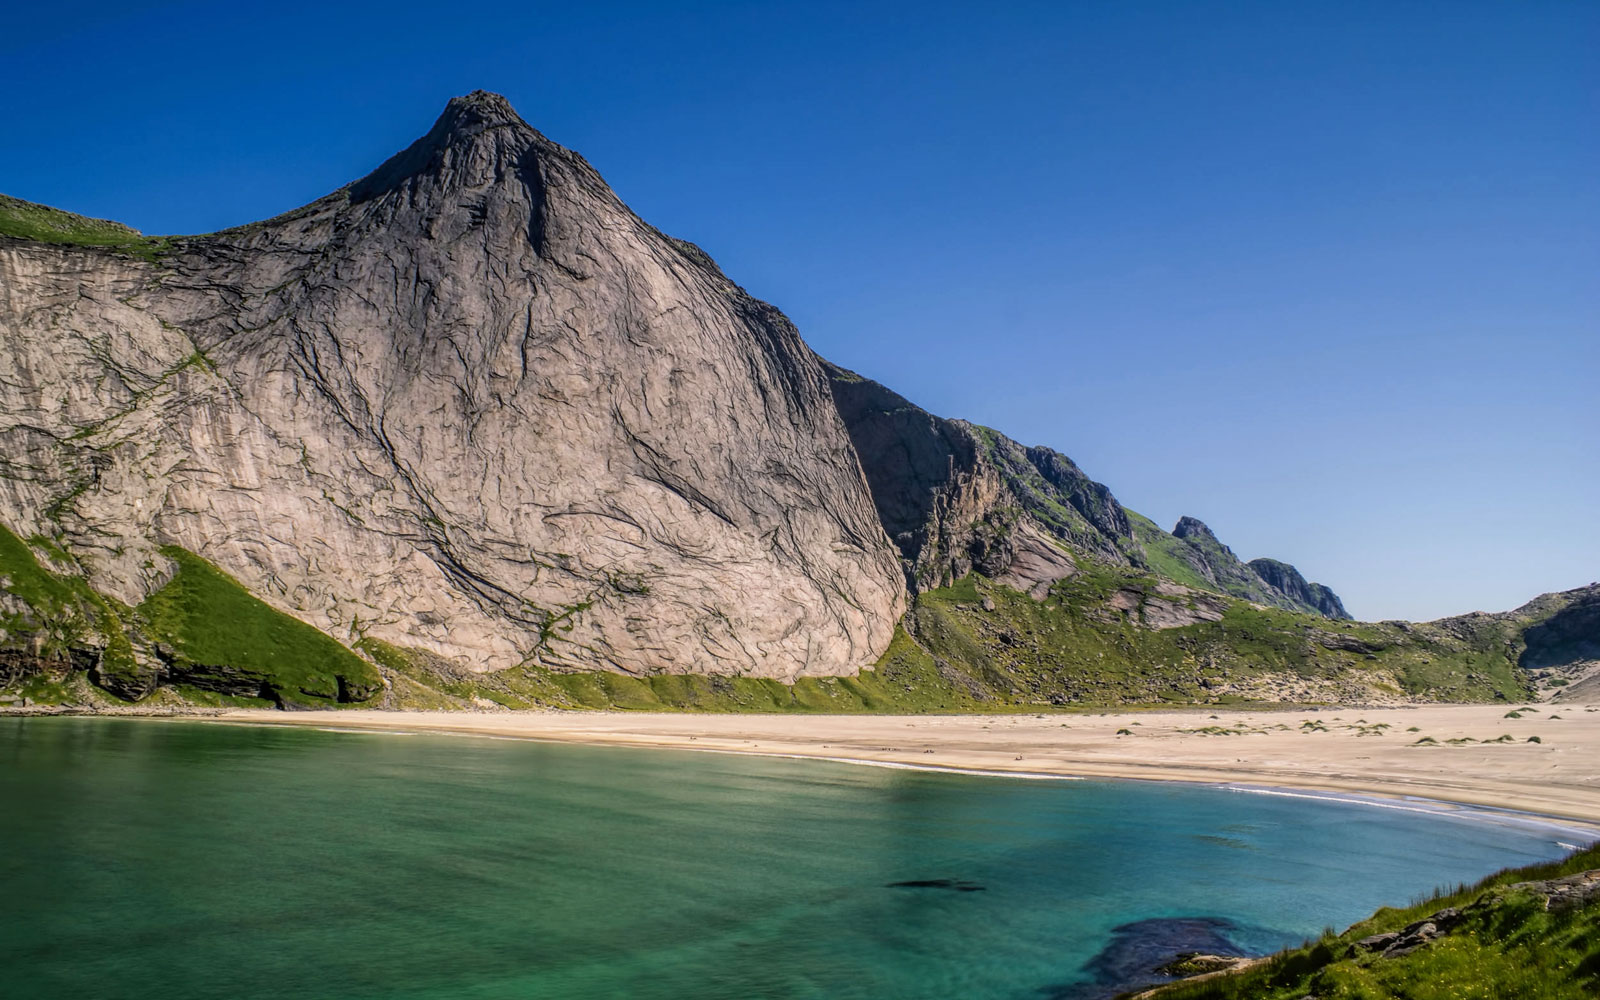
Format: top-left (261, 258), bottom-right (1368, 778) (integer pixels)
top-left (0, 718), bottom-right (1581, 999)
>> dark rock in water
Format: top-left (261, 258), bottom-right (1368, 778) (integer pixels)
top-left (885, 878), bottom-right (986, 892)
top-left (1040, 916), bottom-right (1248, 1000)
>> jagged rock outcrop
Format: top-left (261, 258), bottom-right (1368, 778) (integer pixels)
top-left (1169, 516), bottom-right (1282, 606)
top-left (1248, 558), bottom-right (1348, 618)
top-left (826, 363), bottom-right (1128, 597)
top-left (1520, 585), bottom-right (1600, 670)
top-left (826, 366), bottom-right (1349, 616)
top-left (1163, 516), bottom-right (1346, 617)
top-left (0, 91), bottom-right (905, 679)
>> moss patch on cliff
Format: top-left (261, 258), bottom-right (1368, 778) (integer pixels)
top-left (0, 194), bottom-right (177, 262)
top-left (139, 547), bottom-right (379, 705)
top-left (1147, 842), bottom-right (1600, 1000)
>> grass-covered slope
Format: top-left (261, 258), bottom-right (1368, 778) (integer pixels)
top-left (361, 627), bottom-right (992, 713)
top-left (0, 525), bottom-right (139, 694)
top-left (1146, 842), bottom-right (1600, 1000)
top-left (139, 547), bottom-right (380, 706)
top-left (371, 566), bottom-right (1572, 713)
top-left (900, 567), bottom-right (1541, 706)
top-left (0, 524), bottom-right (378, 708)
top-left (0, 194), bottom-right (177, 261)
top-left (3, 507), bottom-right (1574, 713)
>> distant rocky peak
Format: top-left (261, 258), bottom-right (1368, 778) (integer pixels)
top-left (1172, 516), bottom-right (1218, 543)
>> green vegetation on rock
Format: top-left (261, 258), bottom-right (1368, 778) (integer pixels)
top-left (1127, 511), bottom-right (1215, 592)
top-left (0, 194), bottom-right (179, 262)
top-left (894, 567), bottom-right (1532, 707)
top-left (356, 567), bottom-right (1549, 712)
top-left (1148, 842), bottom-right (1600, 1000)
top-left (138, 547), bottom-right (380, 706)
top-left (0, 524), bottom-right (138, 691)
top-left (0, 513), bottom-right (1571, 714)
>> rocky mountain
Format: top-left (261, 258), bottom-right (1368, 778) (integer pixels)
top-left (0, 91), bottom-right (903, 695)
top-left (825, 364), bottom-right (1348, 616)
top-left (0, 91), bottom-right (1586, 711)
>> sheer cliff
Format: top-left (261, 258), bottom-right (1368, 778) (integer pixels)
top-left (0, 92), bottom-right (905, 690)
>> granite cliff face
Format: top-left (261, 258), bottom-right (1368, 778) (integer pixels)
top-left (0, 92), bottom-right (904, 681)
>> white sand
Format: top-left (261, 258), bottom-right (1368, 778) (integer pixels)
top-left (204, 702), bottom-right (1600, 829)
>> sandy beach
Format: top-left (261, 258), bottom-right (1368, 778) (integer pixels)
top-left (194, 702), bottom-right (1600, 830)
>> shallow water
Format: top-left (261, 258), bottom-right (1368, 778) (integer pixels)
top-left (0, 717), bottom-right (1578, 999)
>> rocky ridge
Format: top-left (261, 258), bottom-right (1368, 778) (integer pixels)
top-left (826, 364), bottom-right (1348, 616)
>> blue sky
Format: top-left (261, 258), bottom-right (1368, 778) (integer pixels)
top-left (3, 1), bottom-right (1594, 620)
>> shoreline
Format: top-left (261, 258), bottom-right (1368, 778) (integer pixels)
top-left (14, 702), bottom-right (1599, 835)
top-left (250, 720), bottom-right (1600, 840)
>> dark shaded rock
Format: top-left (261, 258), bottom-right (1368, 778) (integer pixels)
top-left (337, 674), bottom-right (382, 703)
top-left (1250, 558), bottom-right (1349, 619)
top-left (1308, 630), bottom-right (1384, 654)
top-left (1172, 517), bottom-right (1219, 544)
top-left (1519, 586), bottom-right (1600, 671)
top-left (1355, 931), bottom-right (1400, 951)
top-left (89, 658), bottom-right (162, 701)
top-left (825, 363), bottom-right (1133, 594)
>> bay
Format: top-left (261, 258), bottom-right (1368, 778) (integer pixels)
top-left (0, 718), bottom-right (1575, 999)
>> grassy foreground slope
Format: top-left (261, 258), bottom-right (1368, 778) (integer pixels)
top-left (1145, 842), bottom-right (1600, 1000)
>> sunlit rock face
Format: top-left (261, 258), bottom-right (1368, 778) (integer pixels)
top-left (0, 91), bottom-right (905, 678)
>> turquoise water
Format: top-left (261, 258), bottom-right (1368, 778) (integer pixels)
top-left (0, 718), bottom-right (1579, 999)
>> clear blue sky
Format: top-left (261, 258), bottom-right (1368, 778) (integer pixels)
top-left (3, 1), bottom-right (1595, 621)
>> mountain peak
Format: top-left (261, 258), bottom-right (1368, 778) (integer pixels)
top-left (437, 90), bottom-right (526, 135)
top-left (1172, 516), bottom-right (1217, 542)
top-left (349, 91), bottom-right (541, 203)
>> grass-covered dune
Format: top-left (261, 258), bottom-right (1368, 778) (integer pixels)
top-left (1143, 841), bottom-right (1600, 1000)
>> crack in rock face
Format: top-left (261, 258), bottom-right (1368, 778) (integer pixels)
top-left (0, 91), bottom-right (905, 679)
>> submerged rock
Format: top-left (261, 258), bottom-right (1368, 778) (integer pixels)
top-left (1042, 915), bottom-right (1250, 1000)
top-left (885, 878), bottom-right (986, 892)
